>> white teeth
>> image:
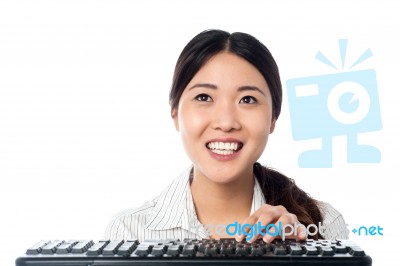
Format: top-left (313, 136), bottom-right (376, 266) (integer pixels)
top-left (206, 141), bottom-right (242, 152)
top-left (212, 149), bottom-right (234, 155)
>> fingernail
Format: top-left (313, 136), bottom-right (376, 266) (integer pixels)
top-left (263, 236), bottom-right (271, 243)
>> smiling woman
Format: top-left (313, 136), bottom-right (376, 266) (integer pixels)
top-left (105, 29), bottom-right (349, 242)
top-left (173, 52), bottom-right (274, 186)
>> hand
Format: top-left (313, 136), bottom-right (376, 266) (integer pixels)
top-left (235, 204), bottom-right (307, 243)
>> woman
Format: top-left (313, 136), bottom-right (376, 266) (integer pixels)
top-left (105, 29), bottom-right (349, 243)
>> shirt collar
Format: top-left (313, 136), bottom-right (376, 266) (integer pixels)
top-left (145, 166), bottom-right (266, 233)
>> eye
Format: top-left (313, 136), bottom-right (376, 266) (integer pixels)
top-left (240, 96), bottom-right (257, 104)
top-left (195, 94), bottom-right (213, 102)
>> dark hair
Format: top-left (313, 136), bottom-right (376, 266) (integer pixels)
top-left (169, 29), bottom-right (322, 238)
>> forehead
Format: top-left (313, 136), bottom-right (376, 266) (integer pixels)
top-left (187, 52), bottom-right (269, 92)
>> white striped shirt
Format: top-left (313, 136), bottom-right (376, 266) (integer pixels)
top-left (105, 166), bottom-right (349, 241)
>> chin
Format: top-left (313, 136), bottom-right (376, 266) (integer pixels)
top-left (205, 167), bottom-right (246, 184)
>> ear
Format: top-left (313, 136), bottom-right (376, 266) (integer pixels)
top-left (269, 118), bottom-right (276, 134)
top-left (172, 108), bottom-right (180, 131)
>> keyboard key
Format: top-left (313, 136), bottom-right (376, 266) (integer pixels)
top-left (166, 244), bottom-right (183, 257)
top-left (321, 247), bottom-right (335, 256)
top-left (305, 245), bottom-right (319, 255)
top-left (71, 240), bottom-right (94, 253)
top-left (220, 243), bottom-right (234, 256)
top-left (250, 244), bottom-right (265, 256)
top-left (42, 240), bottom-right (64, 254)
top-left (204, 244), bottom-right (219, 256)
top-left (288, 244), bottom-right (303, 255)
top-left (334, 245), bottom-right (348, 254)
top-left (26, 240), bottom-right (50, 255)
top-left (150, 244), bottom-right (167, 257)
top-left (181, 244), bottom-right (197, 257)
top-left (273, 244), bottom-right (287, 255)
top-left (350, 246), bottom-right (366, 257)
top-left (142, 239), bottom-right (179, 245)
top-left (56, 241), bottom-right (78, 254)
top-left (197, 242), bottom-right (207, 253)
top-left (117, 240), bottom-right (138, 256)
top-left (182, 238), bottom-right (197, 244)
top-left (134, 245), bottom-right (152, 257)
top-left (235, 243), bottom-right (250, 256)
top-left (87, 240), bottom-right (110, 255)
top-left (103, 240), bottom-right (123, 255)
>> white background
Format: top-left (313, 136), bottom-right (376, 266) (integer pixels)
top-left (1, 0), bottom-right (399, 265)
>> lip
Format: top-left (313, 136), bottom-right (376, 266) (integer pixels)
top-left (205, 137), bottom-right (243, 162)
top-left (205, 137), bottom-right (244, 144)
top-left (207, 148), bottom-right (242, 161)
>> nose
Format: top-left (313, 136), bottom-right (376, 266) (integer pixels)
top-left (211, 101), bottom-right (241, 132)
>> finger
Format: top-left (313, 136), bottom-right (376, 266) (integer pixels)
top-left (236, 205), bottom-right (283, 242)
top-left (263, 213), bottom-right (298, 243)
top-left (235, 209), bottom-right (264, 241)
top-left (246, 214), bottom-right (274, 243)
top-left (262, 221), bottom-right (283, 243)
top-left (296, 223), bottom-right (308, 241)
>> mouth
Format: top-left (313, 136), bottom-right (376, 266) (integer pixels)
top-left (205, 141), bottom-right (244, 155)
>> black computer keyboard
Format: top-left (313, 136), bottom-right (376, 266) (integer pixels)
top-left (16, 238), bottom-right (372, 266)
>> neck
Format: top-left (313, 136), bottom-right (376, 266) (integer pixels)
top-left (190, 166), bottom-right (254, 226)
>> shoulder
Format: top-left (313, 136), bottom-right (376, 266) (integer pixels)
top-left (104, 166), bottom-right (193, 240)
top-left (104, 198), bottom-right (158, 240)
top-left (317, 201), bottom-right (349, 240)
top-left (317, 201), bottom-right (342, 221)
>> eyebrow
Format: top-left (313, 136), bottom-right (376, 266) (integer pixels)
top-left (188, 83), bottom-right (266, 96)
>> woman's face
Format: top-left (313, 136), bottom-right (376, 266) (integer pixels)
top-left (172, 52), bottom-right (276, 183)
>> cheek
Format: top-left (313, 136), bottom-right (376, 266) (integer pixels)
top-left (178, 105), bottom-right (209, 139)
top-left (250, 127), bottom-right (269, 158)
top-left (253, 127), bottom-right (269, 147)
top-left (245, 113), bottom-right (272, 145)
top-left (178, 106), bottom-right (209, 160)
